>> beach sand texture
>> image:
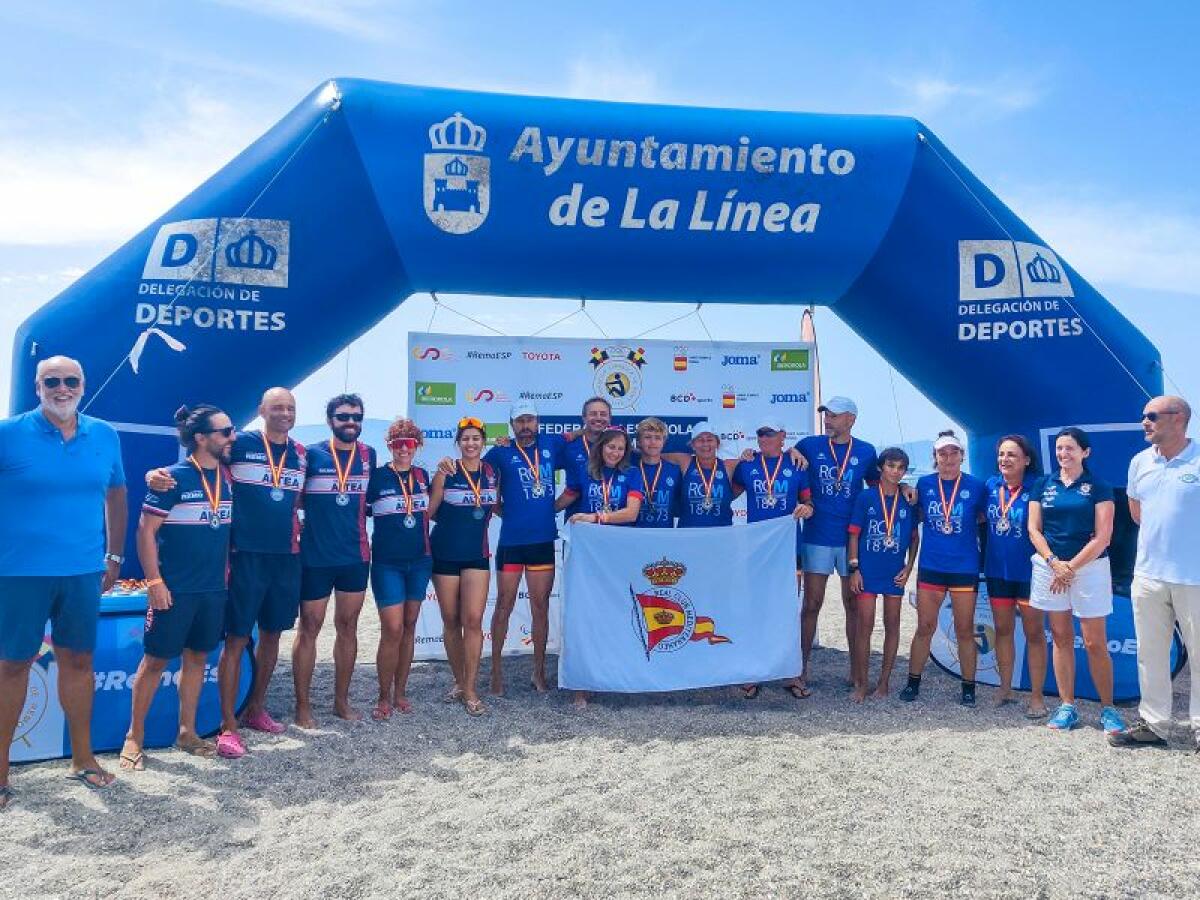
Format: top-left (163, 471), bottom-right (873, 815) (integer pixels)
top-left (5, 583), bottom-right (1197, 899)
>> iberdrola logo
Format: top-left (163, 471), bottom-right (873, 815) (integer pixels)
top-left (630, 557), bottom-right (730, 658)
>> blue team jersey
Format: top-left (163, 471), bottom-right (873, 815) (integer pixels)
top-left (917, 472), bottom-right (988, 574)
top-left (431, 462), bottom-right (499, 560)
top-left (1031, 470), bottom-right (1114, 561)
top-left (567, 464), bottom-right (645, 524)
top-left (484, 434), bottom-right (565, 547)
top-left (142, 461), bottom-right (232, 593)
top-left (677, 456), bottom-right (735, 527)
top-left (984, 475), bottom-right (1036, 581)
top-left (797, 435), bottom-right (879, 547)
top-left (228, 430), bottom-right (306, 555)
top-left (301, 441), bottom-right (374, 568)
top-left (630, 455), bottom-right (681, 528)
top-left (556, 434), bottom-right (597, 518)
top-left (849, 487), bottom-right (918, 588)
top-left (367, 464), bottom-right (431, 563)
top-left (733, 454), bottom-right (810, 552)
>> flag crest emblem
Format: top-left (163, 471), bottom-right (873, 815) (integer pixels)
top-left (631, 557), bottom-right (730, 657)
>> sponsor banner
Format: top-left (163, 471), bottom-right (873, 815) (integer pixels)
top-left (406, 331), bottom-right (813, 661)
top-left (12, 593), bottom-right (253, 763)
top-left (558, 517), bottom-right (800, 692)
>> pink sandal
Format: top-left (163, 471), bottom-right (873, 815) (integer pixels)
top-left (216, 730), bottom-right (246, 759)
top-left (242, 710), bottom-right (287, 734)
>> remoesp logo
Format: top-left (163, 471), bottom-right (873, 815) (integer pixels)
top-left (466, 350), bottom-right (512, 360)
top-left (142, 218), bottom-right (289, 288)
top-left (519, 390), bottom-right (564, 400)
top-left (466, 388), bottom-right (510, 403)
top-left (770, 392), bottom-right (809, 404)
top-left (521, 350), bottom-right (562, 361)
top-left (412, 346), bottom-right (455, 361)
top-left (721, 354), bottom-right (760, 367)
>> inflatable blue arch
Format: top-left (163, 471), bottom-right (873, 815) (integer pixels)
top-left (11, 79), bottom-right (1178, 701)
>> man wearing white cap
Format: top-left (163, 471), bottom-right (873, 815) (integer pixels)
top-left (482, 400), bottom-right (565, 695)
top-left (795, 396), bottom-right (880, 695)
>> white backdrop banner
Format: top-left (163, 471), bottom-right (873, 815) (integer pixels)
top-left (406, 331), bottom-right (814, 660)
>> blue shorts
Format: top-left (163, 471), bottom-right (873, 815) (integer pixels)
top-left (371, 558), bottom-right (433, 608)
top-left (0, 573), bottom-right (103, 661)
top-left (228, 551), bottom-right (302, 637)
top-left (857, 574), bottom-right (907, 598)
top-left (301, 561), bottom-right (370, 601)
top-left (801, 543), bottom-right (849, 577)
top-left (143, 590), bottom-right (226, 659)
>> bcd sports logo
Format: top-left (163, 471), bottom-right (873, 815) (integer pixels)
top-left (630, 558), bottom-right (730, 658)
top-left (142, 218), bottom-right (289, 288)
top-left (424, 112), bottom-right (490, 234)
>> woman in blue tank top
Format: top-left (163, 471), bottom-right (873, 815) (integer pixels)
top-left (428, 417), bottom-right (498, 716)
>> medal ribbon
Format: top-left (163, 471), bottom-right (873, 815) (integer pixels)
top-left (760, 452), bottom-right (784, 505)
top-left (459, 460), bottom-right (483, 508)
top-left (829, 436), bottom-right (854, 486)
top-left (878, 485), bottom-right (900, 542)
top-left (694, 456), bottom-right (718, 507)
top-left (261, 433), bottom-right (286, 489)
top-left (937, 473), bottom-right (963, 531)
top-left (600, 468), bottom-right (618, 510)
top-left (997, 482), bottom-right (1021, 521)
top-left (189, 455), bottom-right (223, 520)
top-left (514, 440), bottom-right (542, 493)
top-left (329, 439), bottom-right (355, 494)
top-left (639, 459), bottom-right (662, 503)
top-left (392, 464), bottom-right (415, 516)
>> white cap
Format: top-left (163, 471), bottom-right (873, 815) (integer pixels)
top-left (933, 432), bottom-right (964, 452)
top-left (818, 396), bottom-right (858, 416)
top-left (509, 400), bottom-right (538, 420)
top-left (689, 420), bottom-right (719, 442)
top-left (757, 417), bottom-right (788, 435)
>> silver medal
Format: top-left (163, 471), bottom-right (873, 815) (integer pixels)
top-left (336, 493), bottom-right (350, 506)
top-left (270, 488), bottom-right (284, 502)
top-left (209, 516), bottom-right (222, 531)
top-left (941, 521), bottom-right (953, 535)
top-left (701, 499), bottom-right (714, 512)
top-left (531, 484), bottom-right (545, 498)
top-left (883, 536), bottom-right (897, 549)
top-left (763, 495), bottom-right (777, 508)
top-left (995, 517), bottom-right (1011, 534)
top-left (404, 514), bottom-right (416, 529)
top-left (472, 507), bottom-right (485, 520)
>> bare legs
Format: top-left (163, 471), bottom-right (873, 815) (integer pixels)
top-left (851, 595), bottom-right (902, 702)
top-left (293, 590), bottom-right (367, 727)
top-left (490, 567), bottom-right (554, 695)
top-left (1049, 612), bottom-right (1113, 706)
top-left (375, 600), bottom-right (422, 717)
top-left (434, 569), bottom-right (490, 710)
top-left (800, 570), bottom-right (854, 688)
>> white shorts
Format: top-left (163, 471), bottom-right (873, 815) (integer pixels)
top-left (1029, 554), bottom-right (1113, 618)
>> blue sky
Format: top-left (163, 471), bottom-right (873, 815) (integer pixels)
top-left (1, 1), bottom-right (1196, 445)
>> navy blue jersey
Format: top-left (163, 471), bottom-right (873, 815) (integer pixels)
top-left (1031, 470), bottom-right (1114, 561)
top-left (367, 464), bottom-right (431, 563)
top-left (228, 430), bottom-right (306, 554)
top-left (677, 457), bottom-right (735, 527)
top-left (566, 464), bottom-right (644, 523)
top-left (430, 461), bottom-right (498, 560)
top-left (849, 487), bottom-right (918, 588)
top-left (301, 441), bottom-right (374, 568)
top-left (630, 455), bottom-right (681, 528)
top-left (797, 434), bottom-right (879, 547)
top-left (984, 475), bottom-right (1036, 581)
top-left (484, 434), bottom-right (564, 547)
top-left (143, 460), bottom-right (232, 593)
top-left (917, 472), bottom-right (988, 575)
top-left (556, 434), bottom-right (596, 518)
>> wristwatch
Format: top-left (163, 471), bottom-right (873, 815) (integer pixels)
top-left (848, 559), bottom-right (860, 573)
top-left (104, 553), bottom-right (123, 565)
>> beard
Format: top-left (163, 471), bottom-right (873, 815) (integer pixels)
top-left (334, 425), bottom-right (360, 443)
top-left (42, 395), bottom-right (80, 420)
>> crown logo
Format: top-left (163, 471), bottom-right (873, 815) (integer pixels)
top-left (429, 112), bottom-right (486, 153)
top-left (1025, 252), bottom-right (1061, 285)
top-left (224, 229), bottom-right (277, 270)
top-left (652, 609), bottom-right (675, 625)
top-left (443, 157), bottom-right (469, 177)
top-left (643, 557), bottom-right (686, 586)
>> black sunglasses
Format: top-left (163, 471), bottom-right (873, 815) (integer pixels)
top-left (756, 427), bottom-right (781, 437)
top-left (42, 376), bottom-right (82, 389)
top-left (333, 412), bottom-right (364, 423)
top-left (1142, 411), bottom-right (1181, 422)
top-left (202, 426), bottom-right (235, 437)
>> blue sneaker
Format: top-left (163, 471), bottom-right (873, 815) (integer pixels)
top-left (1100, 706), bottom-right (1126, 735)
top-left (1047, 703), bottom-right (1080, 730)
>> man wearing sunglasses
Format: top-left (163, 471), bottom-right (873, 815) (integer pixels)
top-left (1, 356), bottom-right (127, 804)
top-left (1112, 396), bottom-right (1200, 752)
top-left (147, 386), bottom-right (308, 758)
top-left (293, 394), bottom-right (375, 727)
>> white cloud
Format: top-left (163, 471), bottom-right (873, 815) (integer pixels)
top-left (1012, 192), bottom-right (1200, 296)
top-left (205, 0), bottom-right (395, 41)
top-left (0, 90), bottom-right (268, 245)
top-left (564, 50), bottom-right (665, 103)
top-left (890, 73), bottom-right (1044, 118)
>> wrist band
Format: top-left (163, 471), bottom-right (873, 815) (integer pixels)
top-left (145, 578), bottom-right (164, 587)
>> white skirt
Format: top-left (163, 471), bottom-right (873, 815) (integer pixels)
top-left (1030, 554), bottom-right (1113, 618)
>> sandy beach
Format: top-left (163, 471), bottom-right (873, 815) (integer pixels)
top-left (5, 583), bottom-right (1197, 900)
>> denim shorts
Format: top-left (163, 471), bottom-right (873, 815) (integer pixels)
top-left (370, 558), bottom-right (433, 608)
top-left (801, 543), bottom-right (849, 577)
top-left (0, 573), bottom-right (103, 661)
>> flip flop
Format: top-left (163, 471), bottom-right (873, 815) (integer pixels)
top-left (119, 743), bottom-right (146, 771)
top-left (464, 698), bottom-right (487, 717)
top-left (0, 785), bottom-right (14, 811)
top-left (65, 768), bottom-right (114, 790)
top-left (175, 739), bottom-right (216, 758)
top-left (785, 683), bottom-right (813, 700)
top-left (442, 687), bottom-right (464, 704)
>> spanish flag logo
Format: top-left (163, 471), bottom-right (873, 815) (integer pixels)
top-left (673, 355), bottom-right (688, 371)
top-left (722, 392), bottom-right (736, 409)
top-left (630, 558), bottom-right (730, 658)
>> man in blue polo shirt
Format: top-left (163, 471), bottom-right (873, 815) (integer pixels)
top-left (0, 356), bottom-right (127, 806)
top-left (557, 396), bottom-right (612, 519)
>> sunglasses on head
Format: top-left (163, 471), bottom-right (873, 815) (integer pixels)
top-left (458, 416), bottom-right (484, 429)
top-left (388, 437), bottom-right (419, 450)
top-left (42, 376), bottom-right (81, 389)
top-left (202, 426), bottom-right (235, 438)
top-left (1143, 411), bottom-right (1180, 422)
top-left (333, 412), bottom-right (364, 423)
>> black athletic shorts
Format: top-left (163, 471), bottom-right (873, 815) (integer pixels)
top-left (300, 561), bottom-right (370, 601)
top-left (495, 541), bottom-right (556, 572)
top-left (432, 557), bottom-right (490, 576)
top-left (143, 590), bottom-right (225, 659)
top-left (227, 551), bottom-right (302, 636)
